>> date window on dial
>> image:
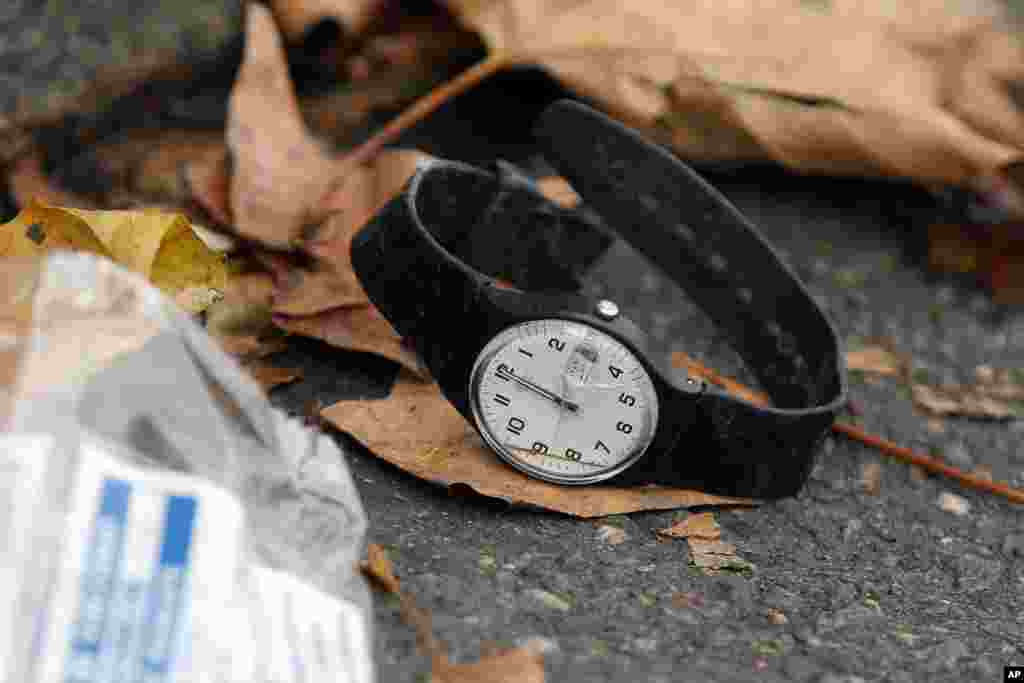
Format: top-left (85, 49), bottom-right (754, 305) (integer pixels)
top-left (565, 343), bottom-right (598, 384)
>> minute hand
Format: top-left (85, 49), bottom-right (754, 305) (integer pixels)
top-left (497, 368), bottom-right (579, 412)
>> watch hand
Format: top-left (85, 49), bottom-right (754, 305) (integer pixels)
top-left (496, 367), bottom-right (579, 412)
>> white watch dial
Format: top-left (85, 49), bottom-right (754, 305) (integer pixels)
top-left (469, 319), bottom-right (660, 484)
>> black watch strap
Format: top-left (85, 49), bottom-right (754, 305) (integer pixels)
top-left (533, 100), bottom-right (846, 499)
top-left (351, 158), bottom-right (613, 413)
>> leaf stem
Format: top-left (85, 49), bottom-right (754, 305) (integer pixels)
top-left (345, 53), bottom-right (509, 170)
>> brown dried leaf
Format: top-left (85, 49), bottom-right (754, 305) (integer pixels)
top-left (272, 304), bottom-right (425, 376)
top-left (274, 149), bottom-right (427, 315)
top-left (360, 543), bottom-right (401, 594)
top-left (596, 525), bottom-right (627, 545)
top-left (227, 4), bottom-right (340, 249)
top-left (185, 147), bottom-right (233, 227)
top-left (450, 0), bottom-right (1024, 209)
top-left (688, 538), bottom-right (753, 574)
top-left (243, 361), bottom-right (302, 390)
top-left (858, 461), bottom-right (882, 495)
top-left (320, 372), bottom-right (756, 516)
top-left (434, 646), bottom-right (545, 683)
top-left (912, 382), bottom-right (1019, 420)
top-left (845, 346), bottom-right (903, 376)
top-left (656, 511), bottom-right (721, 540)
top-left (214, 333), bottom-right (290, 360)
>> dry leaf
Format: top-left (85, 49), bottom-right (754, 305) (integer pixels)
top-left (596, 525), bottom-right (627, 545)
top-left (0, 203), bottom-right (227, 313)
top-left (912, 382), bottom-right (1019, 420)
top-left (186, 147), bottom-right (233, 227)
top-left (450, 0), bottom-right (1024, 209)
top-left (227, 4), bottom-right (340, 249)
top-left (656, 511), bottom-right (721, 540)
top-left (184, 6), bottom-right (433, 367)
top-left (858, 461), bottom-right (883, 495)
top-left (321, 372), bottom-right (757, 517)
top-left (688, 538), bottom-right (754, 574)
top-left (360, 543), bottom-right (401, 594)
top-left (434, 646), bottom-right (545, 683)
top-left (272, 304), bottom-right (425, 376)
top-left (243, 361), bottom-right (303, 390)
top-left (845, 346), bottom-right (903, 376)
top-left (280, 149), bottom-right (428, 315)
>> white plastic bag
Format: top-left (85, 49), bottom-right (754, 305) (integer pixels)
top-left (0, 252), bottom-right (374, 683)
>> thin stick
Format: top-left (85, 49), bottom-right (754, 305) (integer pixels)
top-left (345, 54), bottom-right (508, 170)
top-left (673, 351), bottom-right (1024, 505)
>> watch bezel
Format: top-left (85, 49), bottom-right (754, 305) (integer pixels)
top-left (468, 317), bottom-right (661, 485)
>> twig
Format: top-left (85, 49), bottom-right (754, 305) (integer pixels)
top-left (343, 54), bottom-right (508, 170)
top-left (674, 351), bottom-right (1024, 505)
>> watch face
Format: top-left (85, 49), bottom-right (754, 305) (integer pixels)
top-left (469, 319), bottom-right (660, 484)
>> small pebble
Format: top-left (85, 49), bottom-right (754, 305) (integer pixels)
top-left (937, 492), bottom-right (970, 516)
top-left (766, 607), bottom-right (788, 625)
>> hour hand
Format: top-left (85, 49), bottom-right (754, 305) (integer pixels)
top-left (496, 365), bottom-right (579, 412)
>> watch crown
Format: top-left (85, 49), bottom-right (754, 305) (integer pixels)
top-left (595, 299), bottom-right (619, 320)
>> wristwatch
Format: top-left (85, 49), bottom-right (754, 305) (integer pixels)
top-left (351, 99), bottom-right (846, 500)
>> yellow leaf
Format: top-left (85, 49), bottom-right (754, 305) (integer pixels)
top-left (0, 203), bottom-right (228, 314)
top-left (0, 202), bottom-right (111, 259)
